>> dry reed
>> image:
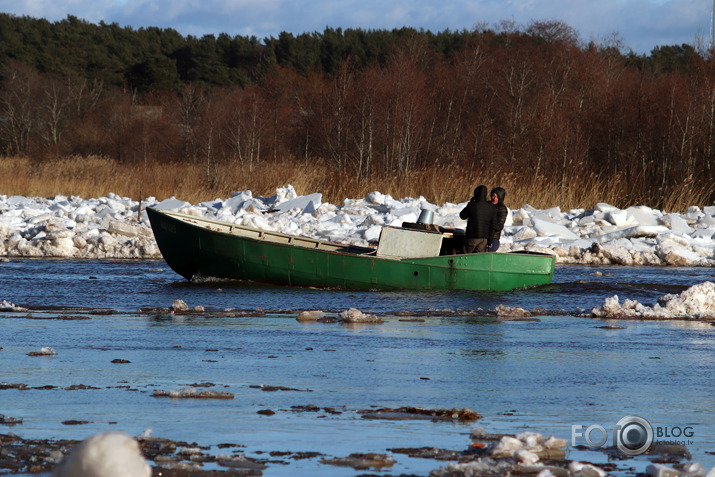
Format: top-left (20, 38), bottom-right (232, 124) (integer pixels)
top-left (0, 155), bottom-right (710, 213)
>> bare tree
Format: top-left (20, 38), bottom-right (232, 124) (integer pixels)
top-left (41, 77), bottom-right (70, 150)
top-left (221, 86), bottom-right (266, 175)
top-left (174, 82), bottom-right (206, 163)
top-left (0, 62), bottom-right (41, 155)
top-left (526, 20), bottom-right (580, 48)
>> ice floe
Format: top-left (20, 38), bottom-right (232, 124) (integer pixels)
top-left (338, 308), bottom-right (383, 323)
top-left (495, 305), bottom-right (532, 318)
top-left (296, 310), bottom-right (326, 322)
top-left (27, 346), bottom-right (57, 356)
top-left (152, 388), bottom-right (235, 399)
top-left (0, 186), bottom-right (713, 266)
top-left (591, 282), bottom-right (715, 319)
top-left (171, 299), bottom-right (189, 312)
top-left (0, 299), bottom-right (27, 312)
top-left (295, 308), bottom-right (384, 323)
top-left (52, 431), bottom-right (151, 477)
top-left (431, 429), bottom-right (576, 477)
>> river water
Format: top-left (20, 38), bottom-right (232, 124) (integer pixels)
top-left (1, 259), bottom-right (714, 475)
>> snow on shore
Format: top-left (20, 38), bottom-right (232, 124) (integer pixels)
top-left (0, 185), bottom-right (713, 266)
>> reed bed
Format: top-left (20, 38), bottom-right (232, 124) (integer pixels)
top-left (0, 155), bottom-right (711, 213)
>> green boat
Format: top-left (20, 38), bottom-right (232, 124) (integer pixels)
top-left (146, 207), bottom-right (555, 291)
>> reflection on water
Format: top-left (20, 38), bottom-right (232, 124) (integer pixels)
top-left (0, 259), bottom-right (714, 475)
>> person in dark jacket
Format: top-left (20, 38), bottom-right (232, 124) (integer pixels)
top-left (488, 187), bottom-right (507, 252)
top-left (459, 185), bottom-right (496, 254)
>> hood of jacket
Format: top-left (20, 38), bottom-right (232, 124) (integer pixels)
top-left (491, 187), bottom-right (506, 205)
top-left (473, 185), bottom-right (488, 201)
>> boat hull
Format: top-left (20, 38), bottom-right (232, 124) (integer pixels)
top-left (147, 207), bottom-right (555, 291)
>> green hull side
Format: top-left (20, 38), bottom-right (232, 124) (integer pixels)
top-left (147, 207), bottom-right (554, 291)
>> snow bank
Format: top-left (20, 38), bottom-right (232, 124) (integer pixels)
top-left (591, 282), bottom-right (715, 319)
top-left (0, 186), bottom-right (713, 266)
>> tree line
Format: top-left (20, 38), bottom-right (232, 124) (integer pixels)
top-left (1, 13), bottom-right (714, 207)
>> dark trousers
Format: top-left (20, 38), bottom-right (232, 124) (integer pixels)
top-left (463, 238), bottom-right (488, 254)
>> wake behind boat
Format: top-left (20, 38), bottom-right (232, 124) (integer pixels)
top-left (146, 207), bottom-right (555, 291)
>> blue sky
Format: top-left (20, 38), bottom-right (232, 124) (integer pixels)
top-left (1, 0), bottom-right (712, 54)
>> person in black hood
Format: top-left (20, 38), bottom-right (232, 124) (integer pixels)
top-left (488, 187), bottom-right (507, 252)
top-left (459, 185), bottom-right (496, 254)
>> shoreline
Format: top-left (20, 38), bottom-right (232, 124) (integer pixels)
top-left (0, 187), bottom-right (713, 266)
